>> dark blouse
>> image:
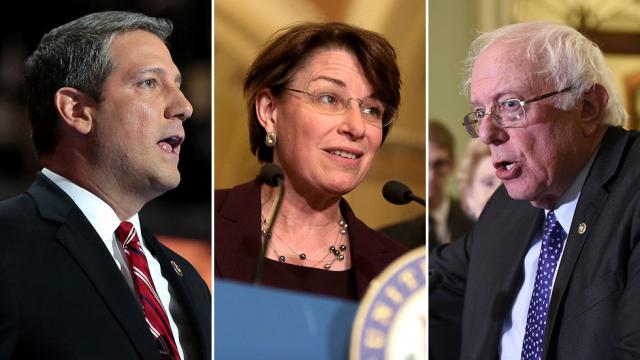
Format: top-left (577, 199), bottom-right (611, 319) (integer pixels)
top-left (261, 258), bottom-right (357, 300)
top-left (215, 180), bottom-right (408, 300)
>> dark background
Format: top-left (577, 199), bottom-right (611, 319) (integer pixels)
top-left (0, 0), bottom-right (211, 242)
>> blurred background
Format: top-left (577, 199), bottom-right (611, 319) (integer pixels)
top-left (214, 0), bottom-right (426, 233)
top-left (0, 0), bottom-right (211, 285)
top-left (430, 0), bottom-right (640, 199)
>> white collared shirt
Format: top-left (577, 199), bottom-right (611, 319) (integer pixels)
top-left (431, 196), bottom-right (451, 243)
top-left (499, 153), bottom-right (596, 359)
top-left (42, 168), bottom-right (186, 359)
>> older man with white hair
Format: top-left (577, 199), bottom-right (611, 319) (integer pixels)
top-left (430, 22), bottom-right (640, 360)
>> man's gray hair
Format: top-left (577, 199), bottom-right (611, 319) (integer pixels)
top-left (462, 22), bottom-right (627, 127)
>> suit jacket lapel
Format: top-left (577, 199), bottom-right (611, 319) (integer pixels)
top-left (143, 228), bottom-right (209, 358)
top-left (465, 189), bottom-right (543, 358)
top-left (543, 127), bottom-right (631, 358)
top-left (496, 207), bottom-right (544, 321)
top-left (215, 180), bottom-right (262, 282)
top-left (29, 174), bottom-right (159, 359)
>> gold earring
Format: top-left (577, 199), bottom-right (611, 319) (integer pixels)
top-left (265, 132), bottom-right (277, 147)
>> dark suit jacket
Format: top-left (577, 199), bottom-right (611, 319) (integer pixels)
top-left (379, 213), bottom-right (426, 250)
top-left (428, 198), bottom-right (474, 251)
top-left (214, 180), bottom-right (408, 299)
top-left (430, 126), bottom-right (640, 360)
top-left (0, 173), bottom-right (211, 359)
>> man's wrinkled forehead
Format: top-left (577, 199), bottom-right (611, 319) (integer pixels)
top-left (470, 41), bottom-right (542, 103)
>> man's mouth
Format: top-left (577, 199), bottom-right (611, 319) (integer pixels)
top-left (495, 161), bottom-right (513, 170)
top-left (494, 160), bottom-right (520, 180)
top-left (158, 135), bottom-right (184, 154)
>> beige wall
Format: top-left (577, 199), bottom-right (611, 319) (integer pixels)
top-left (428, 0), bottom-right (474, 196)
top-left (214, 0), bottom-right (426, 228)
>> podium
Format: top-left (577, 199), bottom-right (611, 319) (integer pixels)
top-left (215, 280), bottom-right (359, 359)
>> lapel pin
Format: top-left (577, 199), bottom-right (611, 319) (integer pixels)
top-left (578, 223), bottom-right (587, 235)
top-left (171, 260), bottom-right (183, 277)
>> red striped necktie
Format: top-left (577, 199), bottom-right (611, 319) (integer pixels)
top-left (116, 221), bottom-right (181, 360)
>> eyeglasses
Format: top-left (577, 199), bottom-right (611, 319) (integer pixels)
top-left (462, 87), bottom-right (572, 138)
top-left (285, 88), bottom-right (396, 128)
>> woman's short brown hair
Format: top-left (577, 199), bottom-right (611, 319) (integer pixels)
top-left (244, 22), bottom-right (401, 162)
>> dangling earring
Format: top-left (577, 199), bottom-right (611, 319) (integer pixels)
top-left (265, 132), bottom-right (277, 147)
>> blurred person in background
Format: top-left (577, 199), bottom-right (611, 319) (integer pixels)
top-left (429, 119), bottom-right (474, 249)
top-left (457, 138), bottom-right (500, 219)
top-left (215, 22), bottom-right (407, 300)
top-left (378, 212), bottom-right (426, 250)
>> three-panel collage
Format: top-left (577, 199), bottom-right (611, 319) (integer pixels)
top-left (1, 0), bottom-right (639, 359)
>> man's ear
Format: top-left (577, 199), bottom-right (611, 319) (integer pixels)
top-left (54, 87), bottom-right (97, 135)
top-left (255, 89), bottom-right (278, 133)
top-left (580, 84), bottom-right (608, 137)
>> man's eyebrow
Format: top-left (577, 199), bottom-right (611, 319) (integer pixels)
top-left (136, 67), bottom-right (182, 86)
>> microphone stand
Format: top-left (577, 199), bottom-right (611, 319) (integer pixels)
top-left (408, 193), bottom-right (426, 206)
top-left (382, 180), bottom-right (441, 291)
top-left (382, 180), bottom-right (426, 207)
top-left (254, 175), bottom-right (284, 284)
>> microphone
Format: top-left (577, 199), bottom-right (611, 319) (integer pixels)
top-left (257, 163), bottom-right (284, 187)
top-left (382, 180), bottom-right (426, 206)
top-left (254, 163), bottom-right (285, 284)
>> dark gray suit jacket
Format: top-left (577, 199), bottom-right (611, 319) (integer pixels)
top-left (0, 173), bottom-right (211, 359)
top-left (430, 126), bottom-right (640, 360)
top-left (427, 198), bottom-right (474, 251)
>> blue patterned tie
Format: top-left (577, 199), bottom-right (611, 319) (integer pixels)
top-left (521, 211), bottom-right (566, 360)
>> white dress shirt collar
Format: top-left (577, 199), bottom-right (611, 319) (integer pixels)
top-left (41, 168), bottom-right (142, 240)
top-left (431, 196), bottom-right (451, 243)
top-left (546, 149), bottom-right (597, 233)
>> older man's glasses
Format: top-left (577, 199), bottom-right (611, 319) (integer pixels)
top-left (462, 87), bottom-right (572, 138)
top-left (286, 88), bottom-right (396, 128)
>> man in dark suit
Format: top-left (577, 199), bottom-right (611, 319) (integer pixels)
top-left (428, 120), bottom-right (474, 250)
top-left (430, 22), bottom-right (640, 359)
top-left (0, 12), bottom-right (210, 359)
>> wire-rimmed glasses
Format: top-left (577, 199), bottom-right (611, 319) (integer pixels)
top-left (462, 87), bottom-right (572, 138)
top-left (286, 88), bottom-right (396, 128)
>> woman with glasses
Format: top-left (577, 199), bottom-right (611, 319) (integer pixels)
top-left (214, 22), bottom-right (407, 300)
